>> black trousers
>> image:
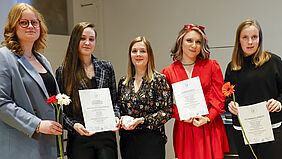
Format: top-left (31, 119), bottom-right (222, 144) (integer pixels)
top-left (233, 126), bottom-right (282, 159)
top-left (120, 130), bottom-right (166, 159)
top-left (67, 131), bottom-right (118, 159)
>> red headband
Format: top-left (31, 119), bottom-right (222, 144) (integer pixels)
top-left (184, 24), bottom-right (205, 31)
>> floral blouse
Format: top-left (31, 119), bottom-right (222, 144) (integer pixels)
top-left (118, 72), bottom-right (173, 141)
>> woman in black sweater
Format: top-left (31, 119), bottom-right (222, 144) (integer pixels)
top-left (225, 19), bottom-right (282, 159)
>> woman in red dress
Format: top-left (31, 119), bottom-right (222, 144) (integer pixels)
top-left (162, 24), bottom-right (229, 159)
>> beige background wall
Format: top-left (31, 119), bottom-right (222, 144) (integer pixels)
top-left (0, 0), bottom-right (17, 43)
top-left (1, 0), bottom-right (282, 158)
top-left (102, 2), bottom-right (282, 158)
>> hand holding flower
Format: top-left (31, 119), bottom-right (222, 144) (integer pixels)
top-left (267, 98), bottom-right (282, 112)
top-left (222, 82), bottom-right (258, 159)
top-left (228, 101), bottom-right (239, 115)
top-left (47, 94), bottom-right (71, 159)
top-left (38, 120), bottom-right (62, 135)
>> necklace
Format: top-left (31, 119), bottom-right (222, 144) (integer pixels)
top-left (181, 61), bottom-right (196, 66)
top-left (24, 54), bottom-right (35, 60)
top-left (183, 64), bottom-right (195, 79)
top-left (84, 63), bottom-right (94, 78)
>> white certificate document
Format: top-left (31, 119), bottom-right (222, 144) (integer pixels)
top-left (238, 101), bottom-right (274, 144)
top-left (79, 88), bottom-right (116, 133)
top-left (172, 76), bottom-right (208, 120)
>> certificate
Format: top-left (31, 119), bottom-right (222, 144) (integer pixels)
top-left (172, 76), bottom-right (208, 120)
top-left (79, 88), bottom-right (116, 133)
top-left (238, 101), bottom-right (274, 144)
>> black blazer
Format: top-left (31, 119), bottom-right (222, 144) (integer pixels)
top-left (56, 55), bottom-right (119, 133)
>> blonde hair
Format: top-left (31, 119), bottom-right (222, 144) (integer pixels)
top-left (1, 3), bottom-right (48, 55)
top-left (123, 36), bottom-right (156, 85)
top-left (171, 24), bottom-right (210, 61)
top-left (231, 19), bottom-right (270, 71)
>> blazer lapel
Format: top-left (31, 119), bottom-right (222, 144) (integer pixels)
top-left (17, 55), bottom-right (50, 99)
top-left (35, 53), bottom-right (60, 95)
top-left (93, 58), bottom-right (105, 88)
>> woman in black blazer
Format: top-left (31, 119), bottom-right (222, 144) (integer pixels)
top-left (56, 22), bottom-right (120, 159)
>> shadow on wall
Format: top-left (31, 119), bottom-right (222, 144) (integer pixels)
top-left (17, 0), bottom-right (69, 35)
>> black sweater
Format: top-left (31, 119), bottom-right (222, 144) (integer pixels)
top-left (225, 53), bottom-right (282, 126)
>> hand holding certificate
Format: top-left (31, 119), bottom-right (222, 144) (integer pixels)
top-left (238, 101), bottom-right (274, 144)
top-left (172, 77), bottom-right (208, 120)
top-left (79, 88), bottom-right (117, 134)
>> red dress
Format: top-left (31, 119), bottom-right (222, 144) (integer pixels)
top-left (162, 59), bottom-right (229, 159)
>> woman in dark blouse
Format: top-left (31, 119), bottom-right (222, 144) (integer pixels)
top-left (225, 19), bottom-right (282, 159)
top-left (118, 36), bottom-right (173, 159)
top-left (56, 22), bottom-right (119, 159)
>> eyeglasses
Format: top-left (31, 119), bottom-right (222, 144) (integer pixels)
top-left (18, 19), bottom-right (41, 28)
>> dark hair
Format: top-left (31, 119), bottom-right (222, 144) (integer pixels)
top-left (62, 22), bottom-right (97, 116)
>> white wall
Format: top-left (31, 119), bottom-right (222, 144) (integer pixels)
top-left (40, 0), bottom-right (104, 72)
top-left (72, 0), bottom-right (104, 58)
top-left (103, 0), bottom-right (282, 78)
top-left (44, 34), bottom-right (69, 71)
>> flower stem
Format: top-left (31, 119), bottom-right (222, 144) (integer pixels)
top-left (56, 104), bottom-right (64, 159)
top-left (57, 135), bottom-right (64, 159)
top-left (233, 93), bottom-right (257, 159)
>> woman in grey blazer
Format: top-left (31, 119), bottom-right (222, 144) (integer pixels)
top-left (0, 3), bottom-right (62, 159)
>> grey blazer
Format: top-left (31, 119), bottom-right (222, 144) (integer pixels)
top-left (0, 47), bottom-right (59, 159)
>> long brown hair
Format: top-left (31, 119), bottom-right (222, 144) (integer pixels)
top-left (62, 22), bottom-right (97, 115)
top-left (123, 36), bottom-right (156, 85)
top-left (1, 3), bottom-right (48, 55)
top-left (231, 19), bottom-right (270, 71)
top-left (171, 24), bottom-right (210, 61)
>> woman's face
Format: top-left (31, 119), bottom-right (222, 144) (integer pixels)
top-left (16, 9), bottom-right (40, 45)
top-left (239, 25), bottom-right (259, 56)
top-left (131, 41), bottom-right (148, 70)
top-left (181, 30), bottom-right (202, 61)
top-left (78, 27), bottom-right (96, 57)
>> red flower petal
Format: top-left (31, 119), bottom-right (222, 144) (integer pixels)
top-left (47, 95), bottom-right (58, 104)
top-left (222, 82), bottom-right (235, 97)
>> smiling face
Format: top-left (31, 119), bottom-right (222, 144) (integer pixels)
top-left (181, 30), bottom-right (202, 61)
top-left (130, 41), bottom-right (148, 70)
top-left (239, 25), bottom-right (259, 56)
top-left (78, 27), bottom-right (96, 57)
top-left (16, 9), bottom-right (40, 45)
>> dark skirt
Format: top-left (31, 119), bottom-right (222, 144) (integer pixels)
top-left (120, 129), bottom-right (166, 159)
